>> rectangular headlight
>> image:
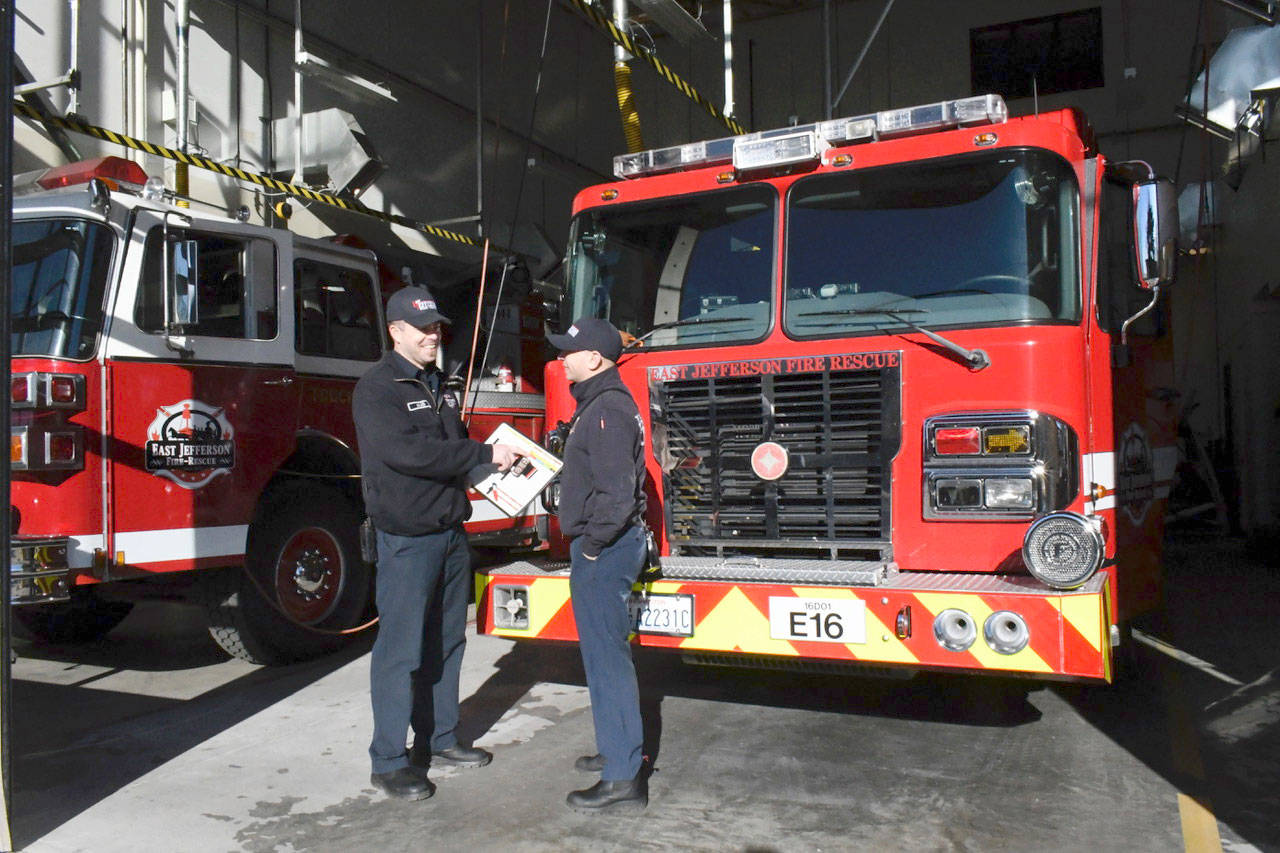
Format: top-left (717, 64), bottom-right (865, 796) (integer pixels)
top-left (936, 478), bottom-right (983, 508)
top-left (984, 478), bottom-right (1035, 509)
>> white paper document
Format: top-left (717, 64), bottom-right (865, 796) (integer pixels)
top-left (468, 422), bottom-right (563, 517)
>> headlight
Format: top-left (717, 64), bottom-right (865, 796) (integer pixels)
top-left (1022, 512), bottom-right (1103, 589)
top-left (984, 477), bottom-right (1034, 509)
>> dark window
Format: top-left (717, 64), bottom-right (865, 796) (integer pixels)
top-left (137, 229), bottom-right (278, 339)
top-left (784, 149), bottom-right (1081, 340)
top-left (11, 219), bottom-right (114, 360)
top-left (294, 259), bottom-right (381, 360)
top-left (971, 8), bottom-right (1104, 100)
top-left (564, 184), bottom-right (776, 349)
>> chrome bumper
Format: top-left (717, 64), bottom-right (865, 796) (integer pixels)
top-left (10, 538), bottom-right (72, 604)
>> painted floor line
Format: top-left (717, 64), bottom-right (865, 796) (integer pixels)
top-left (1178, 793), bottom-right (1224, 853)
top-left (1133, 628), bottom-right (1244, 686)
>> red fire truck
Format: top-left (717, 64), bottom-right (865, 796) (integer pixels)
top-left (477, 94), bottom-right (1179, 682)
top-left (8, 156), bottom-right (546, 663)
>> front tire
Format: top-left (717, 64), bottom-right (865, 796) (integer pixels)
top-left (204, 484), bottom-right (371, 665)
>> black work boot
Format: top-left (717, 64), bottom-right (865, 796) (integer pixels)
top-left (370, 767), bottom-right (435, 801)
top-left (574, 753), bottom-right (605, 772)
top-left (409, 743), bottom-right (493, 770)
top-left (566, 776), bottom-right (648, 814)
top-left (430, 744), bottom-right (493, 768)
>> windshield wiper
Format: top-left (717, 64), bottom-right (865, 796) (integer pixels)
top-left (798, 306), bottom-right (990, 370)
top-left (622, 314), bottom-right (751, 352)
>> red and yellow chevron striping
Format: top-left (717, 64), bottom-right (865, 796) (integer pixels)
top-left (476, 568), bottom-right (1113, 681)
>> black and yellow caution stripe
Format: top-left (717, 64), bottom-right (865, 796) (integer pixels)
top-left (12, 101), bottom-right (483, 249)
top-left (565, 0), bottom-right (746, 136)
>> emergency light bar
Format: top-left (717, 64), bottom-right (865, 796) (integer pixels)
top-left (613, 94), bottom-right (1008, 179)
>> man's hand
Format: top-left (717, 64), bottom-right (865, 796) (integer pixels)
top-left (490, 443), bottom-right (523, 472)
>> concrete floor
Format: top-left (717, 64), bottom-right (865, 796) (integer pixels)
top-left (8, 533), bottom-right (1278, 852)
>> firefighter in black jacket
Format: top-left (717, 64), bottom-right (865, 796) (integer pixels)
top-left (546, 316), bottom-right (649, 813)
top-left (353, 286), bottom-right (520, 801)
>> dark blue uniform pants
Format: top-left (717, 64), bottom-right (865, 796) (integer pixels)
top-left (570, 525), bottom-right (646, 781)
top-left (369, 526), bottom-right (469, 774)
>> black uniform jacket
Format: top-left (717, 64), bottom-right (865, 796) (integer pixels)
top-left (352, 352), bottom-right (493, 536)
top-left (558, 367), bottom-right (647, 557)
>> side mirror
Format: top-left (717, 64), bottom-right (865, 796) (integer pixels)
top-left (169, 239), bottom-right (199, 326)
top-left (1132, 178), bottom-right (1177, 289)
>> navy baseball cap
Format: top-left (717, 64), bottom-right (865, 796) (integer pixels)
top-left (385, 286), bottom-right (451, 327)
top-left (546, 316), bottom-right (624, 362)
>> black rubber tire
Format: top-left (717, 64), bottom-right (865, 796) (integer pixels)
top-left (204, 484), bottom-right (371, 665)
top-left (13, 592), bottom-right (134, 644)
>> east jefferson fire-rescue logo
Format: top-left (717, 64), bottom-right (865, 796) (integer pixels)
top-left (144, 399), bottom-right (236, 489)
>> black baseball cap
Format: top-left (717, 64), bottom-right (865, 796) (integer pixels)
top-left (546, 316), bottom-right (624, 362)
top-left (385, 286), bottom-right (451, 327)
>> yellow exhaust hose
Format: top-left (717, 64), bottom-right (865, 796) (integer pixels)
top-left (614, 61), bottom-right (645, 153)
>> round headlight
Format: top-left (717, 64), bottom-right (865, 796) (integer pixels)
top-left (1022, 512), bottom-right (1103, 590)
top-left (933, 608), bottom-right (977, 652)
top-left (984, 610), bottom-right (1030, 655)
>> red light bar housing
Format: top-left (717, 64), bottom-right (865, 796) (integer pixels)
top-left (36, 156), bottom-right (149, 191)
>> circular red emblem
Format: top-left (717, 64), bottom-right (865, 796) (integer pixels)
top-left (750, 441), bottom-right (789, 481)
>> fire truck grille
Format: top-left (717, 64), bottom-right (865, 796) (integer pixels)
top-left (653, 361), bottom-right (901, 561)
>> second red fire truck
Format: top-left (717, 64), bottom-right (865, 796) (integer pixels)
top-left (477, 94), bottom-right (1178, 683)
top-left (8, 156), bottom-right (547, 663)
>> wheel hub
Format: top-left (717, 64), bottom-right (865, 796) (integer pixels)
top-left (274, 527), bottom-right (346, 625)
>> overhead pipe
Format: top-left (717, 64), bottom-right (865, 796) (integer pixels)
top-left (13, 0), bottom-right (81, 113)
top-left (68, 0), bottom-right (80, 115)
top-left (723, 0), bottom-right (734, 119)
top-left (292, 0), bottom-right (304, 185)
top-left (823, 0), bottom-right (832, 119)
top-left (175, 0), bottom-right (190, 206)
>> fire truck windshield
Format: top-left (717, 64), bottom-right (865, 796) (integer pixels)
top-left (11, 218), bottom-right (114, 360)
top-left (785, 149), bottom-right (1080, 337)
top-left (565, 183), bottom-right (775, 348)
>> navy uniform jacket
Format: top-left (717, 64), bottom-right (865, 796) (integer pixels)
top-left (558, 367), bottom-right (647, 556)
top-left (352, 351), bottom-right (493, 536)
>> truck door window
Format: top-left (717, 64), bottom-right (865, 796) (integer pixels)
top-left (11, 218), bottom-right (114, 360)
top-left (294, 258), bottom-right (381, 360)
top-left (564, 184), bottom-right (775, 348)
top-left (785, 149), bottom-right (1081, 338)
top-left (136, 229), bottom-right (278, 339)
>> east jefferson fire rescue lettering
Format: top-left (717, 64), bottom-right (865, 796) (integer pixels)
top-left (650, 351), bottom-right (900, 383)
top-left (144, 399), bottom-right (236, 489)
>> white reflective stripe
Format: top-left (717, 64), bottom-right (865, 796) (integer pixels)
top-left (1153, 445), bottom-right (1178, 482)
top-left (1088, 495), bottom-right (1116, 511)
top-left (114, 525), bottom-right (249, 563)
top-left (67, 534), bottom-right (105, 569)
top-left (1082, 451), bottom-right (1116, 491)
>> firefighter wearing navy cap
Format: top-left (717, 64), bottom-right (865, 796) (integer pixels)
top-left (353, 285), bottom-right (522, 800)
top-left (547, 316), bottom-right (649, 813)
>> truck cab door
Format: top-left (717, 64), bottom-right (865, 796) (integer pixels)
top-left (102, 210), bottom-right (299, 573)
top-left (1098, 178), bottom-right (1178, 617)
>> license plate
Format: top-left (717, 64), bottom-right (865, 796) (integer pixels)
top-left (628, 592), bottom-right (694, 637)
top-left (768, 597), bottom-right (866, 644)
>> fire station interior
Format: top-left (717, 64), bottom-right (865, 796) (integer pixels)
top-left (3, 1), bottom-right (1278, 850)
